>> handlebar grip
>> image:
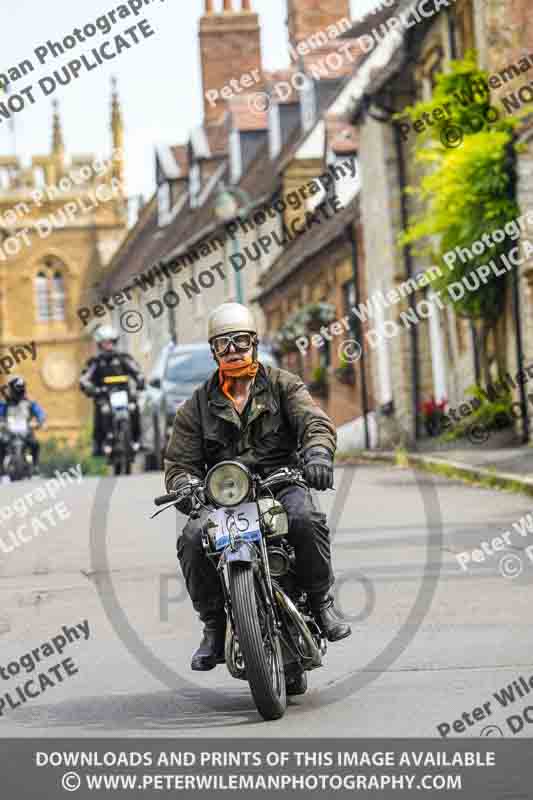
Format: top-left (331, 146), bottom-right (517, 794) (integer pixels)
top-left (154, 493), bottom-right (178, 507)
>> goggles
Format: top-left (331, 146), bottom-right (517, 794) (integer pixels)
top-left (212, 332), bottom-right (254, 357)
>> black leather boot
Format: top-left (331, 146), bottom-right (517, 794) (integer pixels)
top-left (286, 670), bottom-right (308, 696)
top-left (191, 614), bottom-right (226, 671)
top-left (308, 592), bottom-right (351, 643)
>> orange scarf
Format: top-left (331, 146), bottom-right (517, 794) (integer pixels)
top-left (219, 356), bottom-right (259, 404)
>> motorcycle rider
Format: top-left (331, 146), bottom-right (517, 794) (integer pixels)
top-left (164, 303), bottom-right (351, 679)
top-left (0, 377), bottom-right (46, 474)
top-left (80, 325), bottom-right (145, 456)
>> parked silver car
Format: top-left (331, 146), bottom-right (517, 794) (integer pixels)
top-left (140, 342), bottom-right (277, 471)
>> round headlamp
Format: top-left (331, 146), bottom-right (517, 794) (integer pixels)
top-left (206, 461), bottom-right (251, 507)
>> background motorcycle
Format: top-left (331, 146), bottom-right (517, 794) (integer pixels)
top-left (153, 461), bottom-right (327, 721)
top-left (1, 413), bottom-right (35, 482)
top-left (100, 375), bottom-right (136, 476)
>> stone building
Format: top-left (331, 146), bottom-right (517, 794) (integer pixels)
top-left (0, 85), bottom-right (127, 442)
top-left (333, 0), bottom-right (533, 447)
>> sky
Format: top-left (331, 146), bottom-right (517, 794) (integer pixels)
top-left (0, 0), bottom-right (380, 207)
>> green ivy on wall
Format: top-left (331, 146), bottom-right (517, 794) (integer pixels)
top-left (397, 53), bottom-right (528, 379)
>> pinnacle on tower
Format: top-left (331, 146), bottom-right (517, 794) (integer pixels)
top-left (111, 76), bottom-right (125, 185)
top-left (51, 100), bottom-right (64, 160)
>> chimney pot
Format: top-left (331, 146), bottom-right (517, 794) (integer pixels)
top-left (223, 0), bottom-right (232, 10)
top-left (242, 0), bottom-right (251, 9)
top-left (205, 0), bottom-right (214, 11)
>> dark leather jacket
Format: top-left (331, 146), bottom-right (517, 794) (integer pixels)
top-left (80, 350), bottom-right (144, 398)
top-left (164, 362), bottom-right (336, 491)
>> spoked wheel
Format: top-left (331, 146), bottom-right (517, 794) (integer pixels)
top-left (229, 564), bottom-right (286, 721)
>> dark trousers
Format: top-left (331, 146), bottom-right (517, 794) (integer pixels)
top-left (176, 485), bottom-right (334, 620)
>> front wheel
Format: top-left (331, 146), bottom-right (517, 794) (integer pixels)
top-left (229, 564), bottom-right (286, 721)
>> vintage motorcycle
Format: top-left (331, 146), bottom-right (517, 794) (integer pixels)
top-left (153, 461), bottom-right (327, 721)
top-left (1, 409), bottom-right (35, 481)
top-left (101, 375), bottom-right (136, 476)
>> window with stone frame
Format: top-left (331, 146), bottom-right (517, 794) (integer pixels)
top-left (454, 0), bottom-right (476, 57)
top-left (34, 258), bottom-right (66, 322)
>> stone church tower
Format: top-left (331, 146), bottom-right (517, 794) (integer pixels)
top-left (0, 81), bottom-right (127, 442)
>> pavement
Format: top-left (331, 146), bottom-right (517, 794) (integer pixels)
top-left (0, 464), bottom-right (532, 738)
top-left (341, 430), bottom-right (533, 494)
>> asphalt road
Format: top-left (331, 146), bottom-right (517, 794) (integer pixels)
top-left (0, 462), bottom-right (532, 738)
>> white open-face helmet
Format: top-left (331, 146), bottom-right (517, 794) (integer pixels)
top-left (207, 303), bottom-right (258, 361)
top-left (94, 325), bottom-right (119, 347)
top-left (207, 303), bottom-right (257, 341)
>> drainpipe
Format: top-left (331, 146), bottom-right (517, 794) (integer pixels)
top-left (346, 222), bottom-right (370, 449)
top-left (393, 122), bottom-right (421, 441)
top-left (507, 141), bottom-right (529, 443)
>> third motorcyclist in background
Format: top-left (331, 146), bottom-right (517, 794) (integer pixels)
top-left (0, 376), bottom-right (45, 475)
top-left (80, 326), bottom-right (145, 456)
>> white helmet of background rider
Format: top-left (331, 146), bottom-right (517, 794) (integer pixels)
top-left (207, 303), bottom-right (258, 359)
top-left (94, 325), bottom-right (119, 350)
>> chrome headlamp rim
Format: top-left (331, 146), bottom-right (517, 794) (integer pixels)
top-left (205, 460), bottom-right (252, 507)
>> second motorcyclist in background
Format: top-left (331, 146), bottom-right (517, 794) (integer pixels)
top-left (0, 377), bottom-right (46, 474)
top-left (80, 326), bottom-right (145, 456)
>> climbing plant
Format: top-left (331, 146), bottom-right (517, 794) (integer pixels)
top-left (399, 52), bottom-right (527, 381)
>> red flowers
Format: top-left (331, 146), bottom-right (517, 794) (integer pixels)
top-left (420, 396), bottom-right (447, 417)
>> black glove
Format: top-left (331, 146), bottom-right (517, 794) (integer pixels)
top-left (302, 447), bottom-right (334, 491)
top-left (170, 474), bottom-right (203, 516)
top-left (137, 378), bottom-right (145, 392)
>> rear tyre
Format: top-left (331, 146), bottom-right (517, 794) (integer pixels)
top-left (229, 564), bottom-right (286, 721)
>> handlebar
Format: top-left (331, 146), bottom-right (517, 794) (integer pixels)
top-left (154, 492), bottom-right (178, 506)
top-left (153, 467), bottom-right (307, 509)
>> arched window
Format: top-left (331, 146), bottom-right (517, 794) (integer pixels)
top-left (34, 259), bottom-right (67, 322)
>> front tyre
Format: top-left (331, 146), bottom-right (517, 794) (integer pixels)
top-left (229, 564), bottom-right (286, 721)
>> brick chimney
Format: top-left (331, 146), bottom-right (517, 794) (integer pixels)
top-left (199, 0), bottom-right (264, 125)
top-left (286, 0), bottom-right (351, 52)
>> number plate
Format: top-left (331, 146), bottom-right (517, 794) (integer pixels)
top-left (208, 503), bottom-right (261, 551)
top-left (110, 390), bottom-right (129, 409)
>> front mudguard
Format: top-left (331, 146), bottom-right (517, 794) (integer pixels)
top-left (223, 542), bottom-right (257, 565)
